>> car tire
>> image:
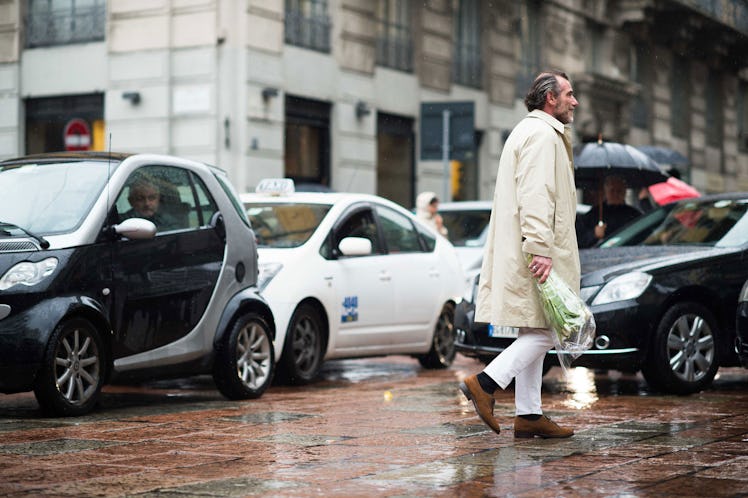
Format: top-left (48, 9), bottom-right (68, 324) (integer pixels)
top-left (418, 302), bottom-right (456, 369)
top-left (277, 303), bottom-right (325, 385)
top-left (213, 312), bottom-right (274, 400)
top-left (642, 302), bottom-right (720, 394)
top-left (33, 317), bottom-right (105, 417)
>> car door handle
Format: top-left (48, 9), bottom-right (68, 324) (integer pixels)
top-left (379, 271), bottom-right (391, 281)
top-left (429, 269), bottom-right (440, 278)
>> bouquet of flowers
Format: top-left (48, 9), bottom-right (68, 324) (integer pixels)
top-left (531, 260), bottom-right (595, 373)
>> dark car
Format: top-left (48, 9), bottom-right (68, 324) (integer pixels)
top-left (0, 152), bottom-right (275, 416)
top-left (735, 280), bottom-right (748, 368)
top-left (456, 193), bottom-right (748, 394)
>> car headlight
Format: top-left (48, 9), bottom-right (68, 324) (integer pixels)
top-left (257, 262), bottom-right (283, 292)
top-left (464, 273), bottom-right (479, 302)
top-left (591, 272), bottom-right (652, 306)
top-left (0, 257), bottom-right (58, 291)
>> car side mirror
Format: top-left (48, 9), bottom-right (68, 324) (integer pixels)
top-left (113, 218), bottom-right (157, 240)
top-left (338, 237), bottom-right (372, 257)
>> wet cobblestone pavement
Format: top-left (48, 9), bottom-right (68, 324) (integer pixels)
top-left (1, 354), bottom-right (747, 497)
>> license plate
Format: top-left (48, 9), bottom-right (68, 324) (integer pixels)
top-left (488, 324), bottom-right (519, 338)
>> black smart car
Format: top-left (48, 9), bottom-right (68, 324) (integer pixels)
top-left (456, 193), bottom-right (748, 394)
top-left (0, 152), bottom-right (275, 416)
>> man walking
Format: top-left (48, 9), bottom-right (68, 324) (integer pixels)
top-left (460, 70), bottom-right (580, 438)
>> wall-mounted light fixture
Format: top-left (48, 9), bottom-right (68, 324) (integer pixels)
top-left (355, 100), bottom-right (371, 119)
top-left (262, 87), bottom-right (279, 102)
top-left (122, 91), bottom-right (141, 105)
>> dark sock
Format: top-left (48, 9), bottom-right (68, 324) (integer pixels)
top-left (477, 372), bottom-right (498, 394)
top-left (518, 414), bottom-right (542, 421)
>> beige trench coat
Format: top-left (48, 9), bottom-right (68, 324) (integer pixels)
top-left (475, 110), bottom-right (580, 329)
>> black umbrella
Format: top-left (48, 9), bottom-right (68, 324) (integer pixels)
top-left (574, 140), bottom-right (669, 189)
top-left (635, 145), bottom-right (689, 166)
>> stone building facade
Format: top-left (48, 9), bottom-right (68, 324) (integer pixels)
top-left (0, 0), bottom-right (747, 205)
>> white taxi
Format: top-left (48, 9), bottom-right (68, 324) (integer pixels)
top-left (242, 180), bottom-right (467, 384)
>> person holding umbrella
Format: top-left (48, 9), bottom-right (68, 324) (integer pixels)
top-left (576, 175), bottom-right (642, 248)
top-left (459, 69), bottom-right (579, 438)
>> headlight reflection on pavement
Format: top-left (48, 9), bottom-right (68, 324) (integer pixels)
top-left (560, 367), bottom-right (599, 410)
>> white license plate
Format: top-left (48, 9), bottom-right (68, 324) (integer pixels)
top-left (488, 324), bottom-right (519, 338)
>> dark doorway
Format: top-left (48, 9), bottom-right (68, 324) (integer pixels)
top-left (25, 93), bottom-right (104, 154)
top-left (285, 95), bottom-right (331, 187)
top-left (377, 112), bottom-right (414, 208)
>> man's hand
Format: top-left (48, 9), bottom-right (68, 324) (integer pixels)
top-left (594, 220), bottom-right (606, 240)
top-left (528, 255), bottom-right (552, 284)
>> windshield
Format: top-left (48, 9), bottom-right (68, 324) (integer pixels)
top-left (0, 161), bottom-right (112, 235)
top-left (600, 198), bottom-right (748, 248)
top-left (246, 202), bottom-right (331, 248)
top-left (440, 209), bottom-right (491, 247)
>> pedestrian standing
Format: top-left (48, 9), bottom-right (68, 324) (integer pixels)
top-left (575, 175), bottom-right (642, 248)
top-left (415, 191), bottom-right (448, 237)
top-left (459, 70), bottom-right (580, 438)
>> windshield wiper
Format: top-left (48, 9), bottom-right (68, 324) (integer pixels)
top-left (0, 221), bottom-right (50, 249)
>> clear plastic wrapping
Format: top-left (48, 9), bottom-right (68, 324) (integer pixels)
top-left (532, 266), bottom-right (596, 374)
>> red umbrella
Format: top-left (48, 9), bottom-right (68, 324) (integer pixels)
top-left (648, 177), bottom-right (700, 205)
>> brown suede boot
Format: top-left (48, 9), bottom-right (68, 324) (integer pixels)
top-left (459, 374), bottom-right (501, 434)
top-left (513, 415), bottom-right (574, 438)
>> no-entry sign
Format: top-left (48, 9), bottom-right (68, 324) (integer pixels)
top-left (63, 118), bottom-right (91, 151)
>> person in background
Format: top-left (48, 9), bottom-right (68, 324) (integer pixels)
top-left (415, 191), bottom-right (448, 237)
top-left (576, 175), bottom-right (642, 248)
top-left (459, 69), bottom-right (580, 439)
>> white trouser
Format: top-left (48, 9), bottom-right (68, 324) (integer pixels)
top-left (482, 327), bottom-right (554, 416)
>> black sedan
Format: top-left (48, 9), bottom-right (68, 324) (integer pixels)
top-left (456, 192), bottom-right (748, 394)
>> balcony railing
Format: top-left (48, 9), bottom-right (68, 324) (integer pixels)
top-left (25, 2), bottom-right (106, 48)
top-left (284, 8), bottom-right (331, 53)
top-left (453, 44), bottom-right (482, 88)
top-left (376, 23), bottom-right (412, 72)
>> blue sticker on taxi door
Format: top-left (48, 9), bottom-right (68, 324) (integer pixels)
top-left (341, 296), bottom-right (358, 322)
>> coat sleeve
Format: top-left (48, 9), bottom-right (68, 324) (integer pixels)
top-left (516, 126), bottom-right (556, 257)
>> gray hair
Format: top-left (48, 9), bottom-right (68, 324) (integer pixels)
top-left (524, 70), bottom-right (569, 111)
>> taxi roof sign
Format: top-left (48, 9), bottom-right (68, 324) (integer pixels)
top-left (256, 178), bottom-right (295, 196)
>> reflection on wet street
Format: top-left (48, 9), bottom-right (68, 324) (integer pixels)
top-left (1, 354), bottom-right (747, 497)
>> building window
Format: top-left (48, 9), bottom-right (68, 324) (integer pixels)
top-left (285, 95), bottom-right (331, 186)
top-left (705, 72), bottom-right (723, 148)
top-left (25, 0), bottom-right (106, 48)
top-left (739, 81), bottom-right (748, 153)
top-left (452, 0), bottom-right (482, 88)
top-left (670, 56), bottom-right (689, 139)
top-left (376, 0), bottom-right (412, 72)
top-left (630, 43), bottom-right (651, 129)
top-left (516, 0), bottom-right (541, 97)
top-left (285, 0), bottom-right (331, 53)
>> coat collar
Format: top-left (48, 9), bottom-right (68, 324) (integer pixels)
top-left (527, 110), bottom-right (574, 165)
top-left (527, 109), bottom-right (566, 134)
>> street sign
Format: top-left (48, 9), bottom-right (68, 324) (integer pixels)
top-left (419, 102), bottom-right (475, 161)
top-left (63, 118), bottom-right (91, 151)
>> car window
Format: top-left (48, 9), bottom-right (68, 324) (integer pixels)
top-left (190, 173), bottom-right (218, 227)
top-left (213, 171), bottom-right (251, 228)
top-left (415, 222), bottom-right (437, 252)
top-left (115, 165), bottom-right (197, 233)
top-left (247, 202), bottom-right (330, 248)
top-left (328, 208), bottom-right (381, 257)
top-left (440, 209), bottom-right (490, 247)
top-left (601, 198), bottom-right (748, 248)
top-left (375, 205), bottom-right (421, 253)
top-left (0, 160), bottom-right (110, 235)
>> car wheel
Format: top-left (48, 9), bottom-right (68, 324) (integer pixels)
top-left (33, 317), bottom-right (104, 417)
top-left (642, 302), bottom-right (719, 394)
top-left (278, 303), bottom-right (325, 385)
top-left (213, 312), bottom-right (274, 400)
top-left (418, 302), bottom-right (456, 369)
